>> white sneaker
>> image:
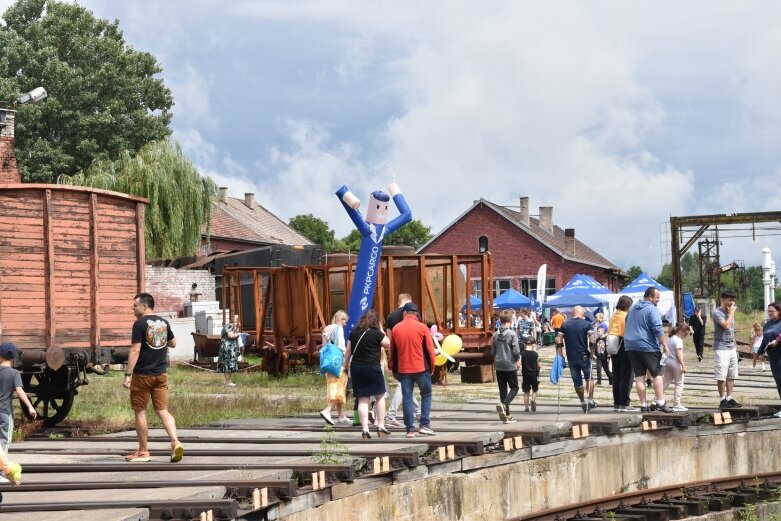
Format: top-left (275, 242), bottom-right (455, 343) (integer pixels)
top-left (418, 426), bottom-right (437, 436)
top-left (672, 405), bottom-right (688, 412)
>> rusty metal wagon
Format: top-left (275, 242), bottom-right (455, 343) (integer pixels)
top-left (0, 183), bottom-right (146, 425)
top-left (221, 251), bottom-right (497, 380)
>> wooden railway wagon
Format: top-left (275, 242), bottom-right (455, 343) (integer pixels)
top-left (0, 184), bottom-right (146, 425)
top-left (221, 253), bottom-right (496, 377)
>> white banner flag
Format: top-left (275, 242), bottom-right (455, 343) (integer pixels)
top-left (536, 264), bottom-right (547, 309)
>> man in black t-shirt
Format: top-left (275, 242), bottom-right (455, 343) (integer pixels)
top-left (556, 306), bottom-right (597, 412)
top-left (385, 293), bottom-right (420, 427)
top-left (123, 292), bottom-right (184, 463)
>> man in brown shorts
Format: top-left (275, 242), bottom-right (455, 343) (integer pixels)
top-left (123, 292), bottom-right (184, 462)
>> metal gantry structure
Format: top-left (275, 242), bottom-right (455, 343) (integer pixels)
top-left (670, 210), bottom-right (781, 322)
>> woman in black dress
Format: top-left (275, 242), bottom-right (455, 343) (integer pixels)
top-left (690, 307), bottom-right (706, 362)
top-left (344, 309), bottom-right (390, 439)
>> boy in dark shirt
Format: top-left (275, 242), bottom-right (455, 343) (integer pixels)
top-left (520, 344), bottom-right (541, 412)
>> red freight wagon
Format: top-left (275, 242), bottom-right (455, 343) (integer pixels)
top-left (0, 183), bottom-right (147, 425)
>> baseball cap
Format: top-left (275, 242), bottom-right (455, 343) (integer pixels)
top-left (0, 342), bottom-right (17, 360)
top-left (403, 302), bottom-right (419, 313)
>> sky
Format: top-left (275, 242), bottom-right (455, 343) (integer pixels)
top-left (3, 0), bottom-right (781, 276)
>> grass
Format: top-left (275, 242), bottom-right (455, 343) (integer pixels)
top-left (43, 364), bottom-right (326, 436)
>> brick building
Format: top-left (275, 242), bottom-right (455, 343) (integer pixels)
top-left (201, 187), bottom-right (311, 255)
top-left (418, 197), bottom-right (626, 299)
top-left (0, 108), bottom-right (20, 183)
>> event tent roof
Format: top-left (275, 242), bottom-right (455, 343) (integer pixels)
top-left (622, 272), bottom-right (670, 293)
top-left (493, 288), bottom-right (532, 309)
top-left (542, 293), bottom-right (608, 309)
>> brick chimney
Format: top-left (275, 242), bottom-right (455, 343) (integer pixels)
top-left (519, 197), bottom-right (530, 227)
top-left (244, 192), bottom-right (255, 208)
top-left (0, 108), bottom-right (21, 184)
top-left (218, 187), bottom-right (228, 203)
top-left (539, 206), bottom-right (553, 234)
top-left (564, 228), bottom-right (576, 256)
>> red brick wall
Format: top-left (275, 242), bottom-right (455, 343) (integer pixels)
top-left (419, 203), bottom-right (619, 292)
top-left (144, 266), bottom-right (217, 315)
top-left (0, 108), bottom-right (21, 183)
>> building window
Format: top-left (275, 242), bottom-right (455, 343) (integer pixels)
top-left (521, 278), bottom-right (556, 298)
top-left (473, 278), bottom-right (511, 299)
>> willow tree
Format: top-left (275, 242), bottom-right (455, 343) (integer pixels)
top-left (60, 140), bottom-right (216, 259)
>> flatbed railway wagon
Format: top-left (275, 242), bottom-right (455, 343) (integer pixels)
top-left (0, 184), bottom-right (146, 426)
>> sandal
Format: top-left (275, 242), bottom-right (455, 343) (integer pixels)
top-left (124, 450), bottom-right (151, 462)
top-left (376, 425), bottom-right (391, 438)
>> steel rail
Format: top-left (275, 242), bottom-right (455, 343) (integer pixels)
top-left (100, 435), bottom-right (486, 454)
top-left (0, 498), bottom-right (238, 516)
top-left (20, 462), bottom-right (357, 480)
top-left (0, 478), bottom-right (297, 495)
top-left (510, 471), bottom-right (781, 521)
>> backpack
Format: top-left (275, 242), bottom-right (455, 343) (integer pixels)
top-left (606, 334), bottom-right (621, 355)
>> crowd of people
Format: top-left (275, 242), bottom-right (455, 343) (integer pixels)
top-left (501, 288), bottom-right (781, 417)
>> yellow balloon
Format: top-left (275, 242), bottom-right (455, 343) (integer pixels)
top-left (435, 353), bottom-right (448, 366)
top-left (441, 335), bottom-right (462, 356)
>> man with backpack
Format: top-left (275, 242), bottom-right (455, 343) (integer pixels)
top-left (492, 310), bottom-right (521, 423)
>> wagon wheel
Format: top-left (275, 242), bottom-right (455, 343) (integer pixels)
top-left (20, 371), bottom-right (75, 427)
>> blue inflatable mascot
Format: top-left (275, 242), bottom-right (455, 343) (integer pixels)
top-left (335, 182), bottom-right (412, 337)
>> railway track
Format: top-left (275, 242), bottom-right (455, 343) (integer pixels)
top-left (512, 472), bottom-right (781, 521)
top-left (2, 399), bottom-right (781, 520)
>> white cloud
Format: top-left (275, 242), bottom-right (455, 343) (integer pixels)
top-left (255, 119), bottom-right (377, 233)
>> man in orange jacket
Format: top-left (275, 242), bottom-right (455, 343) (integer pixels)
top-left (389, 302), bottom-right (436, 438)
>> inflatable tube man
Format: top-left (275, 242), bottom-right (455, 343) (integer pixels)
top-left (336, 183), bottom-right (412, 337)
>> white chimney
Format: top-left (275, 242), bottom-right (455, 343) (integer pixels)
top-left (244, 193), bottom-right (255, 208)
top-left (218, 187), bottom-right (228, 203)
top-left (519, 197), bottom-right (530, 227)
top-left (565, 228), bottom-right (576, 256)
top-left (539, 206), bottom-right (553, 234)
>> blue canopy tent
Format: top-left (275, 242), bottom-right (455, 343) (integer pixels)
top-left (493, 288), bottom-right (532, 310)
top-left (682, 292), bottom-right (695, 318)
top-left (541, 293), bottom-right (608, 309)
top-left (460, 295), bottom-right (483, 312)
top-left (620, 272), bottom-right (676, 323)
top-left (545, 274), bottom-right (617, 315)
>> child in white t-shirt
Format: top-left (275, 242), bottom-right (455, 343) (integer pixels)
top-left (752, 322), bottom-right (765, 372)
top-left (663, 324), bottom-right (689, 411)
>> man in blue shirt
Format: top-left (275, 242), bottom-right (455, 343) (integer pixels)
top-left (624, 287), bottom-right (672, 413)
top-left (556, 306), bottom-right (597, 412)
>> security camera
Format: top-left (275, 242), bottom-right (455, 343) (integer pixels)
top-left (17, 87), bottom-right (48, 105)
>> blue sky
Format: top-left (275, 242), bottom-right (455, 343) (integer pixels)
top-left (3, 0), bottom-right (781, 276)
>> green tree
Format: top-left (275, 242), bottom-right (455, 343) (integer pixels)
top-left (0, 0), bottom-right (173, 182)
top-left (383, 219), bottom-right (433, 249)
top-left (657, 252), bottom-right (700, 293)
top-left (289, 214), bottom-right (339, 252)
top-left (59, 140), bottom-right (216, 259)
top-left (626, 265), bottom-right (643, 282)
top-left (340, 229), bottom-right (362, 252)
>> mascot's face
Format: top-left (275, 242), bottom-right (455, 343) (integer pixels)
top-left (366, 191), bottom-right (390, 225)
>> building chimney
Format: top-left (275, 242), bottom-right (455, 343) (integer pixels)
top-left (244, 192), bottom-right (255, 208)
top-left (0, 108), bottom-right (21, 184)
top-left (564, 228), bottom-right (576, 256)
top-left (218, 187), bottom-right (228, 203)
top-left (539, 206), bottom-right (553, 234)
top-left (519, 196), bottom-right (530, 227)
